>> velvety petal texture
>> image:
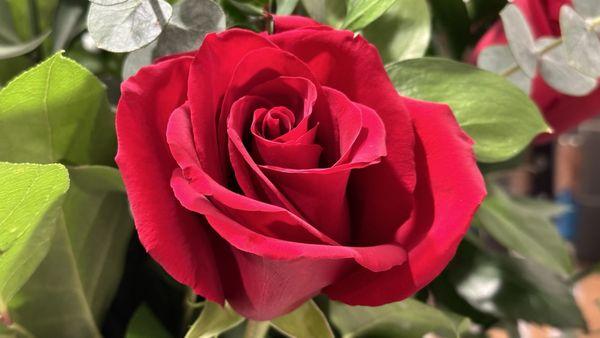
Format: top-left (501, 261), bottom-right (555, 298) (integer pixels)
top-left (473, 0), bottom-right (600, 140)
top-left (116, 15), bottom-right (485, 320)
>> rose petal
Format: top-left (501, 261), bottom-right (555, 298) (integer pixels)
top-left (115, 55), bottom-right (224, 303)
top-left (325, 98), bottom-right (486, 305)
top-left (188, 29), bottom-right (276, 184)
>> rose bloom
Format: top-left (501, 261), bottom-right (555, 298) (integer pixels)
top-left (116, 16), bottom-right (485, 319)
top-left (473, 0), bottom-right (600, 140)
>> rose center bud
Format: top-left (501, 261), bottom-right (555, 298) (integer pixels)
top-left (260, 106), bottom-right (296, 140)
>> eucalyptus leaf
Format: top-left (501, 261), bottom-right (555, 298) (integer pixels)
top-left (560, 5), bottom-right (600, 78)
top-left (445, 238), bottom-right (586, 329)
top-left (477, 45), bottom-right (532, 95)
top-left (1, 165), bottom-right (133, 337)
top-left (126, 304), bottom-right (172, 338)
top-left (0, 52), bottom-right (116, 165)
top-left (88, 0), bottom-right (173, 53)
top-left (0, 163), bottom-right (69, 325)
top-left (276, 0), bottom-right (299, 15)
top-left (362, 0), bottom-right (431, 62)
top-left (331, 298), bottom-right (469, 338)
top-left (387, 58), bottom-right (548, 162)
top-left (476, 184), bottom-right (574, 277)
top-left (89, 0), bottom-right (129, 4)
top-left (537, 37), bottom-right (597, 96)
top-left (122, 0), bottom-right (225, 79)
top-left (184, 302), bottom-right (244, 338)
top-left (342, 0), bottom-right (397, 31)
top-left (500, 4), bottom-right (537, 77)
top-left (0, 31), bottom-right (50, 60)
top-left (155, 0), bottom-right (225, 57)
top-left (271, 301), bottom-right (334, 338)
top-left (573, 0), bottom-right (600, 18)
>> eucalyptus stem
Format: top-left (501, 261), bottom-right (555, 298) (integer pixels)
top-left (500, 14), bottom-right (600, 78)
top-left (243, 320), bottom-right (270, 338)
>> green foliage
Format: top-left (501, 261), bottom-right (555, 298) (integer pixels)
top-left (0, 162), bottom-right (69, 323)
top-left (362, 0), bottom-right (431, 62)
top-left (184, 302), bottom-right (244, 338)
top-left (271, 300), bottom-right (334, 338)
top-left (477, 184), bottom-right (574, 277)
top-left (331, 298), bottom-right (469, 338)
top-left (0, 32), bottom-right (50, 60)
top-left (442, 238), bottom-right (586, 329)
top-left (126, 304), bottom-right (172, 338)
top-left (387, 58), bottom-right (548, 163)
top-left (342, 0), bottom-right (397, 31)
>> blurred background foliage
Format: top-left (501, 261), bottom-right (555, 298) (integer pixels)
top-left (1, 0), bottom-right (598, 338)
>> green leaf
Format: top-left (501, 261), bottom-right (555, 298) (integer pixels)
top-left (362, 0), bottom-right (431, 63)
top-left (342, 0), bottom-right (397, 31)
top-left (0, 162), bottom-right (69, 324)
top-left (271, 300), bottom-right (334, 338)
top-left (560, 5), bottom-right (600, 78)
top-left (428, 0), bottom-right (470, 59)
top-left (184, 302), bottom-right (244, 338)
top-left (6, 0), bottom-right (58, 41)
top-left (387, 58), bottom-right (549, 163)
top-left (500, 4), bottom-right (537, 77)
top-left (0, 52), bottom-right (116, 165)
top-left (476, 184), bottom-right (574, 277)
top-left (1, 165), bottom-right (133, 337)
top-left (51, 0), bottom-right (87, 52)
top-left (330, 298), bottom-right (469, 338)
top-left (0, 31), bottom-right (49, 60)
top-left (88, 0), bottom-right (173, 53)
top-left (0, 0), bottom-right (19, 44)
top-left (122, 0), bottom-right (225, 79)
top-left (445, 238), bottom-right (586, 329)
top-left (276, 0), bottom-right (299, 15)
top-left (300, 0), bottom-right (345, 27)
top-left (126, 304), bottom-right (172, 338)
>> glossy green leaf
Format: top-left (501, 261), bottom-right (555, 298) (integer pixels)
top-left (477, 184), bottom-right (574, 277)
top-left (387, 58), bottom-right (549, 162)
top-left (0, 52), bottom-right (116, 165)
top-left (343, 0), bottom-right (396, 31)
top-left (362, 0), bottom-right (430, 63)
top-left (271, 300), bottom-right (333, 338)
top-left (560, 5), bottom-right (600, 78)
top-left (445, 238), bottom-right (586, 329)
top-left (0, 31), bottom-right (49, 60)
top-left (500, 4), bottom-right (537, 77)
top-left (331, 298), bottom-right (469, 338)
top-left (0, 165), bottom-right (133, 337)
top-left (0, 163), bottom-right (69, 325)
top-left (126, 304), bottom-right (172, 338)
top-left (428, 0), bottom-right (470, 59)
top-left (88, 0), bottom-right (173, 53)
top-left (184, 302), bottom-right (244, 338)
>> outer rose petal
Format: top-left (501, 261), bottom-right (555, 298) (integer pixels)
top-left (472, 0), bottom-right (600, 139)
top-left (273, 15), bottom-right (327, 33)
top-left (325, 98), bottom-right (486, 305)
top-left (115, 56), bottom-right (224, 303)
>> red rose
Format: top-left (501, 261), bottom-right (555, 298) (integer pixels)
top-left (473, 0), bottom-right (600, 140)
top-left (116, 16), bottom-right (485, 320)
